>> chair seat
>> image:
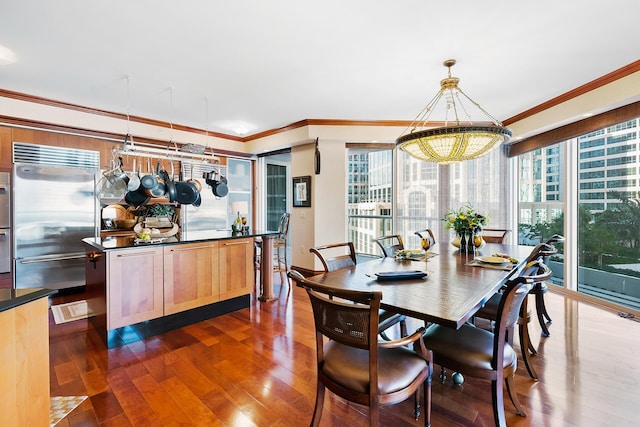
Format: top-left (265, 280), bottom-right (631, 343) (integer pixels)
top-left (322, 340), bottom-right (428, 395)
top-left (423, 324), bottom-right (516, 372)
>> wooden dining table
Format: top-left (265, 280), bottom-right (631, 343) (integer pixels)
top-left (307, 242), bottom-right (534, 329)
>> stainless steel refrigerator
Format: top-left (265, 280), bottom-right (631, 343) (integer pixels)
top-left (13, 142), bottom-right (100, 290)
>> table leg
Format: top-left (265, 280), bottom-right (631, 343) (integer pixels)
top-left (259, 235), bottom-right (277, 302)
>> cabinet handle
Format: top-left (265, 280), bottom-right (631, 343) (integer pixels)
top-left (223, 241), bottom-right (250, 246)
top-left (169, 245), bottom-right (216, 252)
top-left (117, 251), bottom-right (158, 258)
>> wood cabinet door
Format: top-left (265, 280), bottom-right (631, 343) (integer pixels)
top-left (163, 242), bottom-right (219, 315)
top-left (219, 237), bottom-right (254, 300)
top-left (106, 246), bottom-right (164, 329)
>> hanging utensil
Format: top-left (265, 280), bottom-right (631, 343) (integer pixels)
top-left (96, 158), bottom-right (128, 205)
top-left (127, 158), bottom-right (140, 191)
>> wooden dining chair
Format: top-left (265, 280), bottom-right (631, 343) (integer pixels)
top-left (310, 242), bottom-right (408, 340)
top-left (373, 234), bottom-right (404, 257)
top-left (423, 260), bottom-right (551, 427)
top-left (473, 242), bottom-right (554, 380)
top-left (288, 270), bottom-right (433, 427)
top-left (534, 234), bottom-right (564, 336)
top-left (482, 228), bottom-right (510, 244)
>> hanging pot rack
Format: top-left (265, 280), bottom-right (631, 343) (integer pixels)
top-left (112, 136), bottom-right (219, 165)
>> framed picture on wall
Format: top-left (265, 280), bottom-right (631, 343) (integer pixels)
top-left (292, 176), bottom-right (311, 207)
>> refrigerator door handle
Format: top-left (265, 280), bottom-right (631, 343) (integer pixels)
top-left (17, 252), bottom-right (87, 264)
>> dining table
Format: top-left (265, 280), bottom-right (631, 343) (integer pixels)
top-left (307, 242), bottom-right (534, 329)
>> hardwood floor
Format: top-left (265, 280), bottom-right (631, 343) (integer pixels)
top-left (47, 279), bottom-right (640, 426)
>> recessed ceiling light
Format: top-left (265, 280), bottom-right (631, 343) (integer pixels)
top-left (0, 44), bottom-right (17, 64)
top-left (583, 112), bottom-right (594, 117)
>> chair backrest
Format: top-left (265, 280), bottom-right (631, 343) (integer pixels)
top-left (525, 242), bottom-right (556, 264)
top-left (373, 235), bottom-right (404, 257)
top-left (482, 228), bottom-right (510, 244)
top-left (414, 229), bottom-right (436, 250)
top-left (277, 212), bottom-right (291, 240)
top-left (289, 270), bottom-right (382, 350)
top-left (310, 242), bottom-right (357, 272)
top-left (543, 234), bottom-right (564, 263)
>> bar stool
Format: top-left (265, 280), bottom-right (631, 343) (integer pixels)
top-left (273, 212), bottom-right (291, 285)
top-left (254, 212), bottom-right (291, 293)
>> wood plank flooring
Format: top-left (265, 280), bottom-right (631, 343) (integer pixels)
top-left (47, 279), bottom-right (640, 426)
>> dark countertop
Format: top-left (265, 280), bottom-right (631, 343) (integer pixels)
top-left (0, 288), bottom-right (58, 313)
top-left (83, 229), bottom-right (280, 251)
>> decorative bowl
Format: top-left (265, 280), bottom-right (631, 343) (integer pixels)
top-left (113, 218), bottom-right (137, 230)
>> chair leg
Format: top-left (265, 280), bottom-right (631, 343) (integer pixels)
top-left (491, 379), bottom-right (508, 427)
top-left (535, 285), bottom-right (551, 337)
top-left (519, 321), bottom-right (538, 380)
top-left (504, 375), bottom-right (526, 417)
top-left (423, 377), bottom-right (432, 427)
top-left (369, 398), bottom-right (379, 427)
top-left (400, 318), bottom-right (408, 337)
top-left (311, 382), bottom-right (325, 427)
top-left (414, 389), bottom-right (421, 420)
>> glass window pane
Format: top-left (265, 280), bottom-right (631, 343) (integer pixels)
top-left (517, 143), bottom-right (565, 289)
top-left (347, 148), bottom-right (393, 255)
top-left (577, 118), bottom-right (640, 312)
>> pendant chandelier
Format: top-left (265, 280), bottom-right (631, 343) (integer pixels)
top-left (396, 59), bottom-right (511, 164)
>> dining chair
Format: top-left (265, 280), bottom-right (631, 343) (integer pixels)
top-left (288, 270), bottom-right (433, 427)
top-left (422, 260), bottom-right (551, 427)
top-left (373, 234), bottom-right (404, 257)
top-left (533, 234), bottom-right (564, 336)
top-left (481, 228), bottom-right (510, 244)
top-left (309, 242), bottom-right (408, 340)
top-left (473, 242), bottom-right (554, 380)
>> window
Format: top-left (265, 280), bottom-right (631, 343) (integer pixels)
top-left (519, 116), bottom-right (640, 312)
top-left (607, 155), bottom-right (636, 166)
top-left (346, 147), bottom-right (394, 255)
top-left (580, 170), bottom-right (605, 179)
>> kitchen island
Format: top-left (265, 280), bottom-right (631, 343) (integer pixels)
top-left (83, 229), bottom-right (279, 348)
top-left (1, 287), bottom-right (57, 425)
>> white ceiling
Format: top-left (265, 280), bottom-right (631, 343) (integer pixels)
top-left (1, 0), bottom-right (639, 138)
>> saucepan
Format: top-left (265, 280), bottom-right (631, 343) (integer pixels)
top-left (141, 160), bottom-right (166, 198)
top-left (204, 171), bottom-right (228, 198)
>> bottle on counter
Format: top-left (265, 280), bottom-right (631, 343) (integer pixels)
top-left (232, 211), bottom-right (242, 232)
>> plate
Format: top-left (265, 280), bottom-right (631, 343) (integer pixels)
top-left (475, 256), bottom-right (509, 265)
top-left (375, 271), bottom-right (428, 281)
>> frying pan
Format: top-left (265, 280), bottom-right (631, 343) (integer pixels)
top-left (124, 187), bottom-right (150, 207)
top-left (161, 161), bottom-right (177, 203)
top-left (175, 181), bottom-right (200, 205)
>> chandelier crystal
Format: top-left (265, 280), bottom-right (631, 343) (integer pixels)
top-left (396, 59), bottom-right (511, 164)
